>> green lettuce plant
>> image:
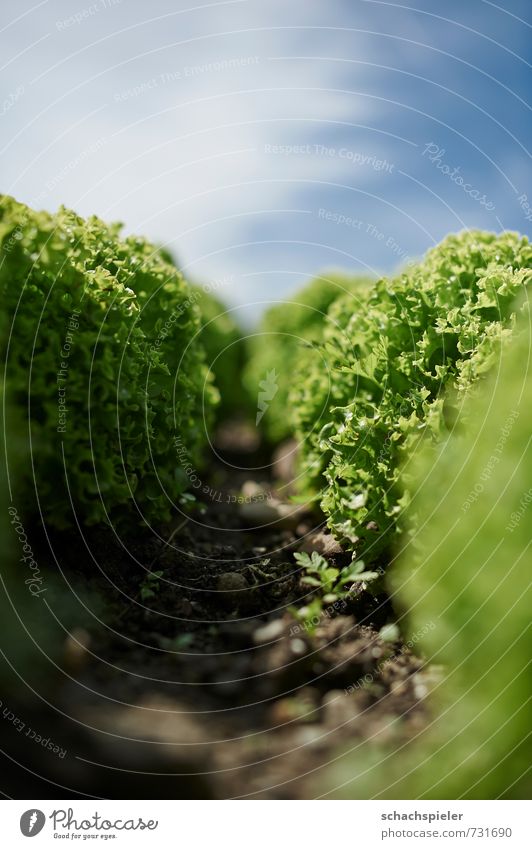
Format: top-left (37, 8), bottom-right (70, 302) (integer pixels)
top-left (244, 272), bottom-right (371, 444)
top-left (292, 231), bottom-right (531, 561)
top-left (193, 285), bottom-right (252, 422)
top-left (326, 314), bottom-right (531, 798)
top-left (0, 195), bottom-right (217, 529)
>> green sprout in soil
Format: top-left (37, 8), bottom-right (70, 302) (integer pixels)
top-left (139, 570), bottom-right (164, 602)
top-left (291, 550), bottom-right (380, 633)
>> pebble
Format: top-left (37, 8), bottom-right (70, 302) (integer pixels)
top-left (268, 693), bottom-right (320, 726)
top-left (298, 531), bottom-right (344, 556)
top-left (216, 572), bottom-right (249, 605)
top-left (85, 695), bottom-right (207, 751)
top-left (321, 689), bottom-right (360, 730)
top-left (253, 618), bottom-right (286, 645)
top-left (239, 499), bottom-right (308, 528)
top-left (63, 628), bottom-right (91, 674)
top-left (216, 572), bottom-right (248, 590)
top-left (241, 480), bottom-right (268, 499)
top-left (290, 638), bottom-right (307, 656)
top-left (180, 598), bottom-right (193, 617)
top-left (413, 681), bottom-right (428, 700)
top-left (291, 725), bottom-right (327, 749)
top-left (272, 438), bottom-right (298, 483)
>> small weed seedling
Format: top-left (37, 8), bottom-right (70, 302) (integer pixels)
top-left (291, 550), bottom-right (380, 633)
top-left (140, 570), bottom-right (164, 602)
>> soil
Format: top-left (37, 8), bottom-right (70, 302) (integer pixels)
top-left (0, 424), bottom-right (435, 800)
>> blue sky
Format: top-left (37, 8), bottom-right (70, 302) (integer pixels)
top-left (1, 0), bottom-right (531, 323)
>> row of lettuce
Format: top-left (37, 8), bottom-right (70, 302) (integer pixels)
top-left (250, 230), bottom-right (531, 563)
top-left (0, 194), bottom-right (251, 701)
top-left (0, 194), bottom-right (248, 532)
top-left (332, 323), bottom-right (530, 799)
top-left (248, 230), bottom-right (531, 799)
top-left (7, 191), bottom-right (528, 552)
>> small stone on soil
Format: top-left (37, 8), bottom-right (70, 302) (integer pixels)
top-left (239, 499), bottom-right (310, 528)
top-left (253, 618), bottom-right (286, 645)
top-left (298, 530), bottom-right (344, 556)
top-left (216, 572), bottom-right (248, 593)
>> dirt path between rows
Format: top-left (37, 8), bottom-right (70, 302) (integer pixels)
top-left (1, 429), bottom-right (434, 799)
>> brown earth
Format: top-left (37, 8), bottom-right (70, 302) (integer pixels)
top-left (0, 426), bottom-right (435, 799)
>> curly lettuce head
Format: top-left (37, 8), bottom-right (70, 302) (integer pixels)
top-left (292, 231), bottom-right (531, 560)
top-left (244, 272), bottom-right (372, 444)
top-left (0, 195), bottom-right (217, 529)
